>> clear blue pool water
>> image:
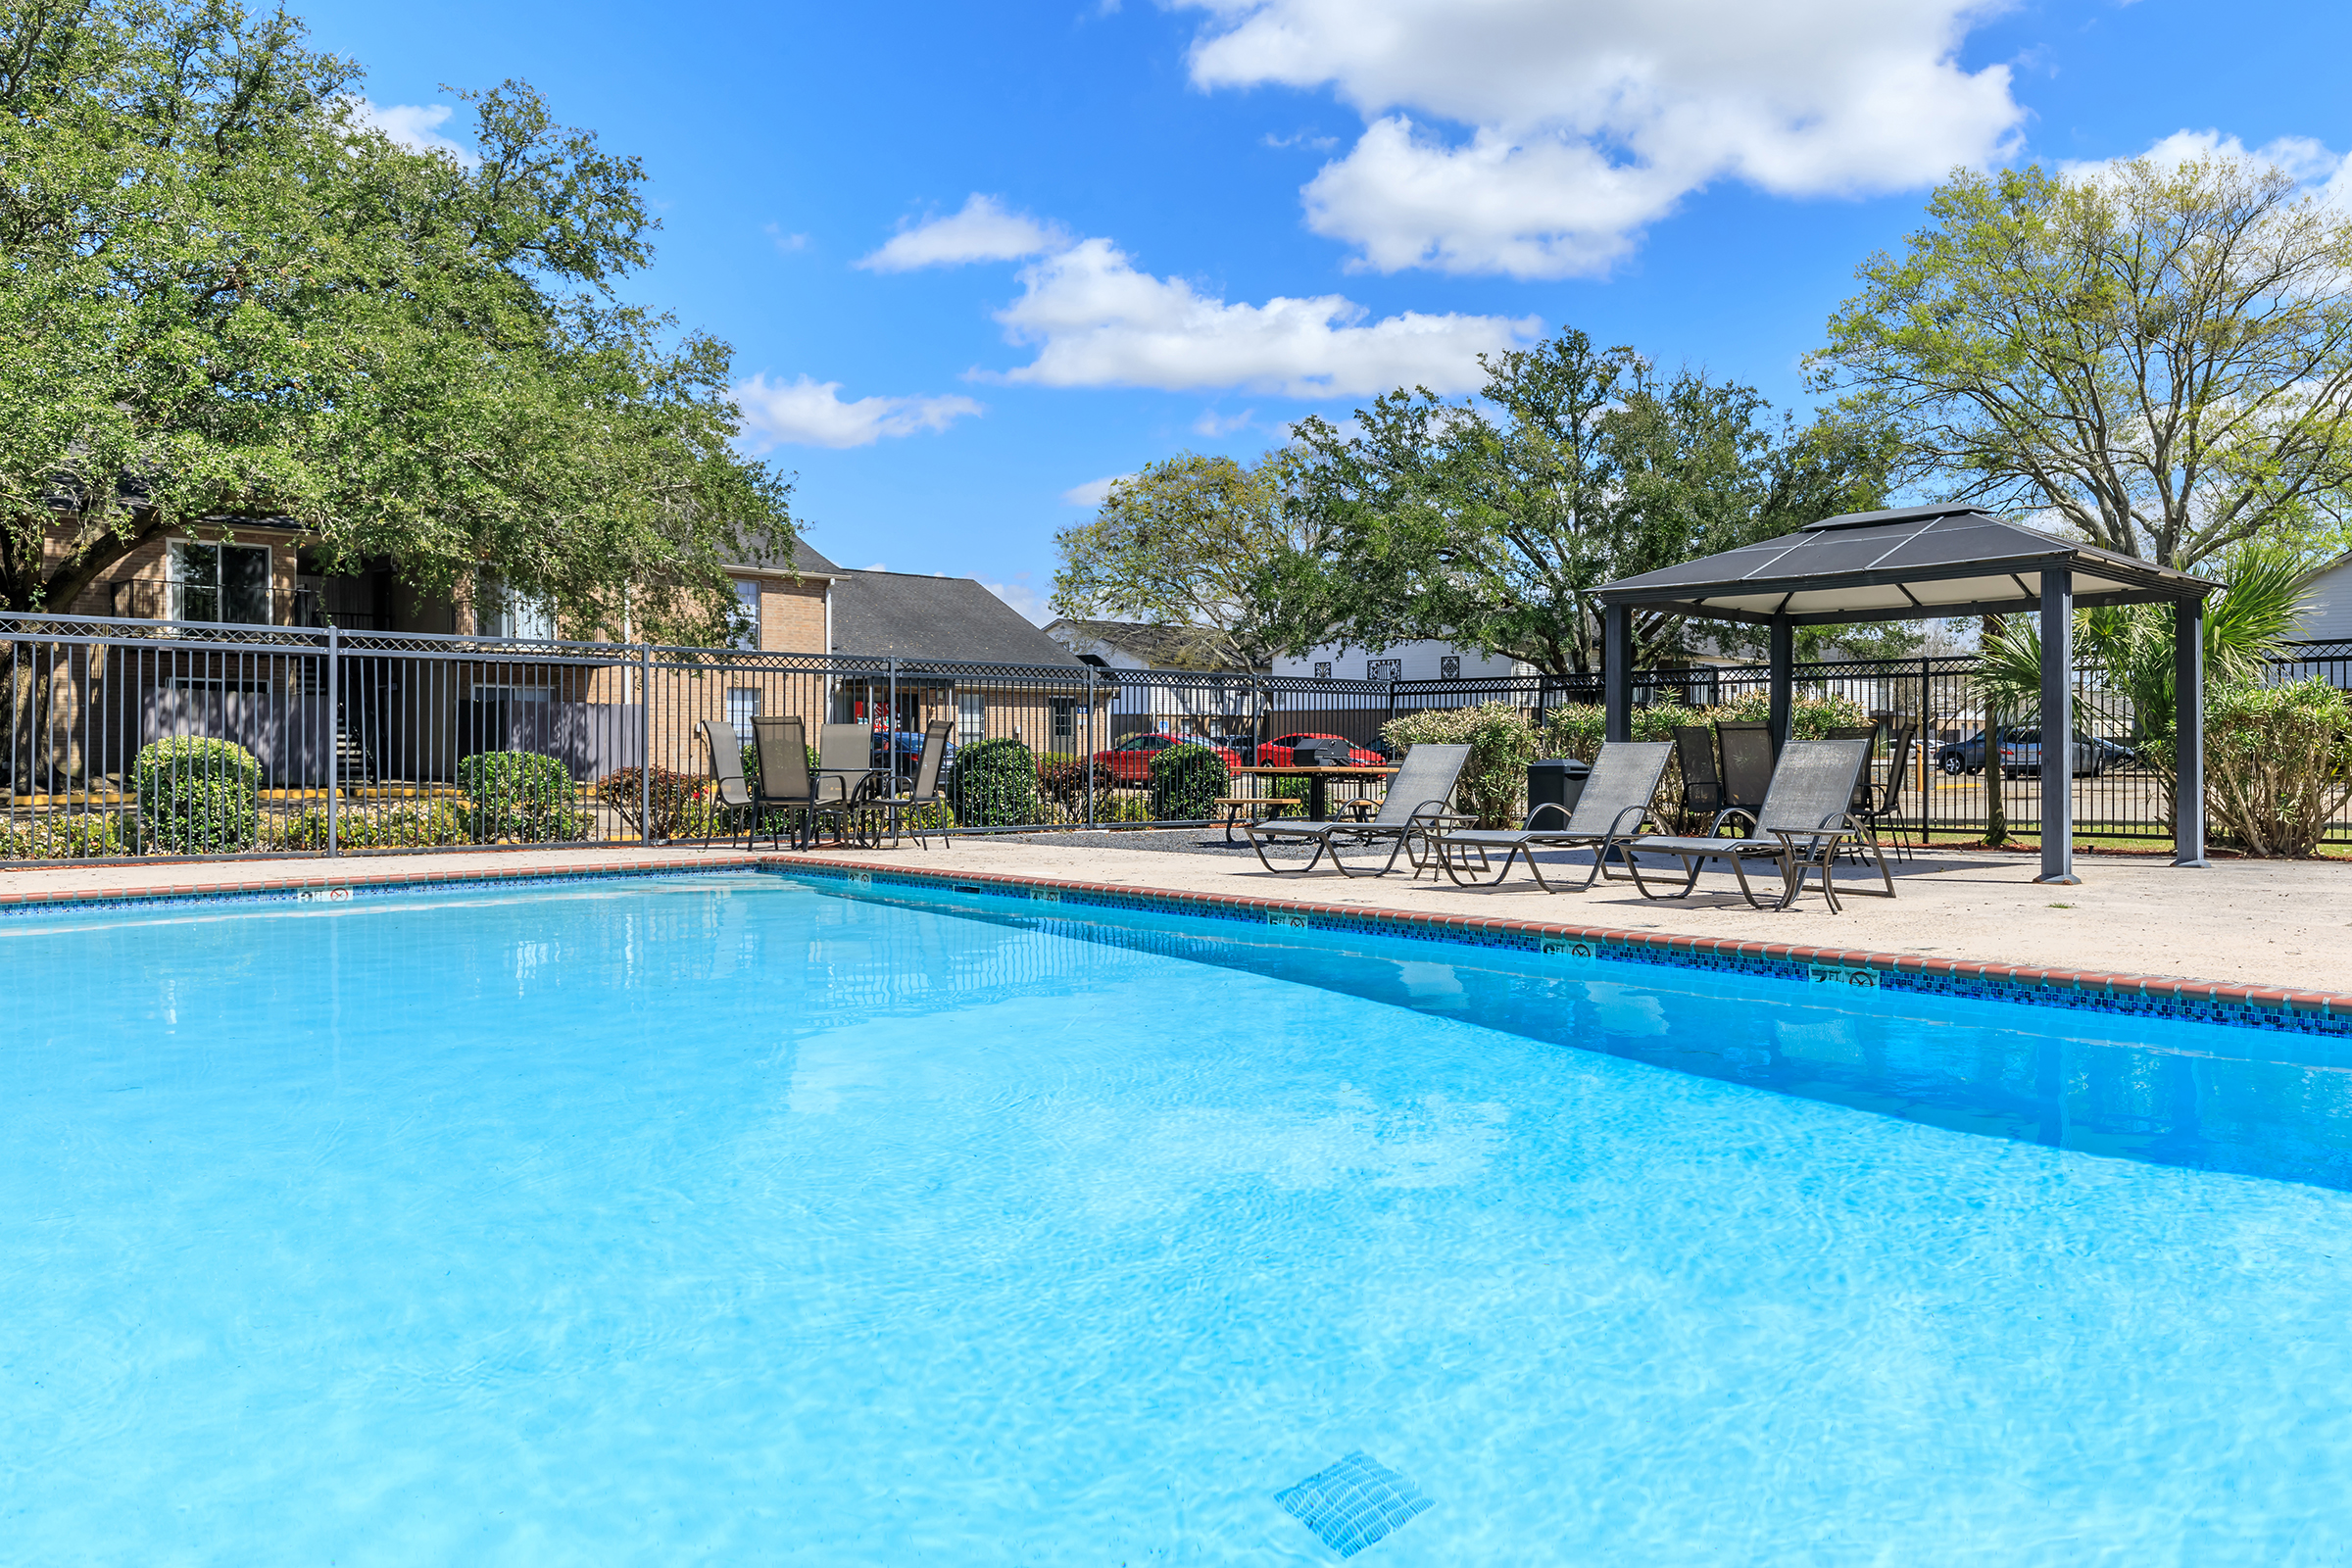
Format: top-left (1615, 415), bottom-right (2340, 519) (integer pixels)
top-left (7, 871), bottom-right (2352, 1564)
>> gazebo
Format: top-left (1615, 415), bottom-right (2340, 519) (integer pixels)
top-left (1592, 504), bottom-right (2220, 884)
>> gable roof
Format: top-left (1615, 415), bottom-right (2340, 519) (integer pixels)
top-left (831, 570), bottom-right (1083, 667)
top-left (1596, 504), bottom-right (2217, 626)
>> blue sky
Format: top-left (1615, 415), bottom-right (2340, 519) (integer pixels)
top-left (309, 0), bottom-right (2352, 622)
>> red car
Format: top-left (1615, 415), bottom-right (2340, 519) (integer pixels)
top-left (1253, 732), bottom-right (1389, 768)
top-left (1092, 732), bottom-right (1245, 784)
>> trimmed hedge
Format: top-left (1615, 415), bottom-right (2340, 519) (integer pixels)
top-left (1380, 704), bottom-right (1535, 829)
top-left (457, 751), bottom-right (589, 843)
top-left (1146, 743), bottom-right (1229, 822)
top-left (276, 800), bottom-right (469, 850)
top-left (3, 812), bottom-right (125, 859)
top-left (948, 737), bottom-right (1039, 826)
top-left (2200, 678), bottom-right (2352, 858)
top-left (135, 736), bottom-right (261, 853)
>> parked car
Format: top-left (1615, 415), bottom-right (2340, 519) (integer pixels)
top-left (1936, 726), bottom-right (2126, 777)
top-left (869, 729), bottom-right (956, 770)
top-left (1252, 731), bottom-right (1389, 767)
top-left (1090, 732), bottom-right (1245, 784)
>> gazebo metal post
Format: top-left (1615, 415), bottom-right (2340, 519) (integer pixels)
top-left (1602, 604), bottom-right (1631, 743)
top-left (2035, 567), bottom-right (2079, 885)
top-left (1767, 614), bottom-right (1793, 753)
top-left (2173, 597), bottom-right (2209, 867)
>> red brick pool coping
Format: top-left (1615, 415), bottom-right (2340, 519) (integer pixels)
top-left (5, 850), bottom-right (2347, 1026)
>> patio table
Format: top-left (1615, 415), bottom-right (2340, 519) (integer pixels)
top-left (1226, 764), bottom-right (1398, 823)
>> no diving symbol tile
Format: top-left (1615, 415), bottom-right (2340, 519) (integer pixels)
top-left (1807, 962), bottom-right (1879, 989)
top-left (1542, 937), bottom-right (1595, 961)
top-left (1276, 1451), bottom-right (1433, 1558)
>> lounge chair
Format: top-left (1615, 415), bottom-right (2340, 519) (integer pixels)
top-left (698, 719), bottom-right (755, 850)
top-left (1672, 725), bottom-right (1724, 824)
top-left (876, 719), bottom-right (955, 849)
top-left (1618, 738), bottom-right (1896, 911)
top-left (1427, 741), bottom-right (1672, 893)
top-left (1241, 743), bottom-right (1471, 878)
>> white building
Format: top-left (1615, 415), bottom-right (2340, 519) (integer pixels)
top-left (2294, 553), bottom-right (2352, 643)
top-left (1271, 639), bottom-right (1532, 683)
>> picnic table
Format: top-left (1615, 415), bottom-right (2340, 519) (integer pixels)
top-left (1218, 764), bottom-right (1398, 838)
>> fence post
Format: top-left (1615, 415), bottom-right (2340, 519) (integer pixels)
top-left (1085, 666), bottom-right (1098, 827)
top-left (639, 641), bottom-right (653, 847)
top-left (887, 656), bottom-right (899, 793)
top-left (325, 622), bottom-right (339, 859)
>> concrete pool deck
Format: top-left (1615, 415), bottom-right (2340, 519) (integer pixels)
top-left (1, 836), bottom-right (2342, 1000)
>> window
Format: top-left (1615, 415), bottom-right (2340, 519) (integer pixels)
top-left (1367, 659), bottom-right (1402, 681)
top-left (732, 579), bottom-right (761, 649)
top-left (477, 576), bottom-right (557, 640)
top-left (169, 540), bottom-right (271, 624)
top-left (1312, 662), bottom-right (1332, 680)
top-left (958, 693), bottom-right (988, 745)
top-left (1051, 697), bottom-right (1074, 744)
top-left (1439, 655), bottom-right (1461, 680)
top-left (725, 687), bottom-right (760, 742)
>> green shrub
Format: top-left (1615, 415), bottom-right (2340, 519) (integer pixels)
top-left (1380, 703), bottom-right (1537, 829)
top-left (457, 751), bottom-right (589, 843)
top-left (1146, 743), bottom-right (1229, 822)
top-left (598, 766), bottom-right (710, 840)
top-left (4, 812), bottom-right (125, 859)
top-left (1102, 792), bottom-right (1152, 824)
top-left (274, 800), bottom-right (471, 850)
top-left (2200, 678), bottom-right (2352, 858)
top-left (134, 736), bottom-right (262, 853)
top-left (948, 737), bottom-right (1039, 826)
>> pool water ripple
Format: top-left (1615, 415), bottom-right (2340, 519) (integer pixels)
top-left (5, 873), bottom-right (2352, 1563)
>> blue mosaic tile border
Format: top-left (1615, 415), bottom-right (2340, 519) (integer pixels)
top-left (0, 860), bottom-right (752, 923)
top-left (769, 858), bottom-right (2352, 1041)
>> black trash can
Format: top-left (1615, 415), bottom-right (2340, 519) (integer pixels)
top-left (1526, 758), bottom-right (1591, 827)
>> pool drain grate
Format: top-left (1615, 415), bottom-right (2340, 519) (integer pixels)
top-left (1275, 1450), bottom-right (1433, 1557)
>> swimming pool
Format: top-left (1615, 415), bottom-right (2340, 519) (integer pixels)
top-left (7, 870), bottom-right (2352, 1563)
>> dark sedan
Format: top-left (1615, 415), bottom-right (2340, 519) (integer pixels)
top-left (1936, 727), bottom-right (2132, 777)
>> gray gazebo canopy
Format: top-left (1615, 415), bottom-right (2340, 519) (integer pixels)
top-left (1594, 503), bottom-right (2221, 882)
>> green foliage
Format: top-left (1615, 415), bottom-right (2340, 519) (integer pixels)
top-left (2197, 679), bottom-right (2352, 858)
top-left (275, 800), bottom-right (469, 850)
top-left (1052, 450), bottom-right (1317, 668)
top-left (597, 766), bottom-right (709, 839)
top-left (1380, 704), bottom-right (1536, 829)
top-left (457, 752), bottom-right (588, 842)
top-left (1102, 792), bottom-right (1152, 824)
top-left (1146, 743), bottom-right (1230, 822)
top-left (3, 811), bottom-right (125, 859)
top-left (1274, 327), bottom-right (1898, 674)
top-left (134, 737), bottom-right (261, 853)
top-left (1816, 157), bottom-right (2352, 569)
top-left (0, 0), bottom-right (793, 632)
top-left (947, 738), bottom-right (1040, 827)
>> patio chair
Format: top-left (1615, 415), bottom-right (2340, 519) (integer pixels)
top-left (1427, 741), bottom-right (1672, 893)
top-left (1858, 719), bottom-right (1919, 862)
top-left (697, 719), bottom-right (755, 851)
top-left (1618, 738), bottom-right (1896, 912)
top-left (876, 719), bottom-right (955, 849)
top-left (1241, 743), bottom-right (1471, 878)
top-left (1672, 725), bottom-right (1723, 825)
top-left (750, 714), bottom-right (822, 850)
top-left (813, 721), bottom-right (889, 847)
top-left (1715, 721), bottom-right (1777, 812)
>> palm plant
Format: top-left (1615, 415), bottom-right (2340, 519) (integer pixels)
top-left (1974, 538), bottom-right (2311, 828)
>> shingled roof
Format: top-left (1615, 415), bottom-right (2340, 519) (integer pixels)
top-left (831, 570), bottom-right (1083, 668)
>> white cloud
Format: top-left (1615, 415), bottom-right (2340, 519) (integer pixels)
top-left (346, 98), bottom-right (475, 165)
top-left (1061, 474), bottom-right (1128, 508)
top-left (857, 194), bottom-right (1063, 272)
top-left (732, 373), bottom-right (983, 450)
top-left (1176, 0), bottom-right (2026, 278)
top-left (1194, 408), bottom-right (1255, 436)
top-left (977, 576), bottom-right (1053, 624)
top-left (765, 223), bottom-right (810, 254)
top-left (993, 234), bottom-right (1534, 395)
top-left (2062, 128), bottom-right (2350, 207)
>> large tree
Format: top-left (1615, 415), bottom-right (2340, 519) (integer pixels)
top-left (1275, 329), bottom-right (1899, 675)
top-left (1050, 449), bottom-right (1336, 669)
top-left (0, 0), bottom-right (790, 638)
top-left (1815, 153), bottom-right (2352, 569)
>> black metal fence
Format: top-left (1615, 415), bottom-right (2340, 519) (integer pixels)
top-left (4, 609), bottom-right (2347, 862)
